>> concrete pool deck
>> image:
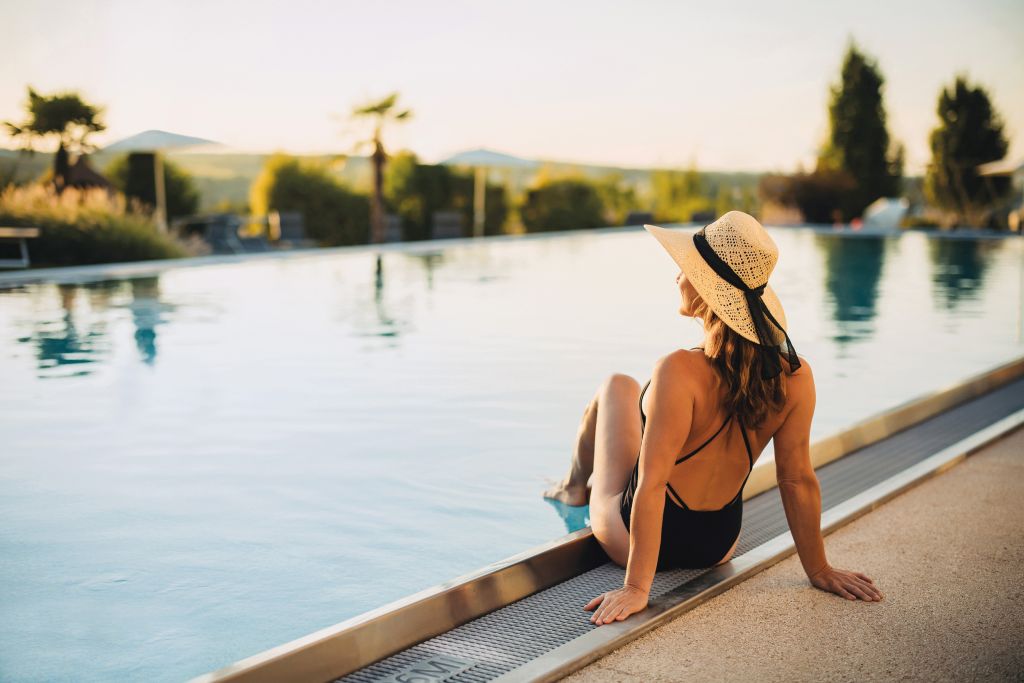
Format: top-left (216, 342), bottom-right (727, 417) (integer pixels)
top-left (564, 425), bottom-right (1024, 683)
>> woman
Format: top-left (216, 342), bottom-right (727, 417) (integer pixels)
top-left (543, 211), bottom-right (883, 627)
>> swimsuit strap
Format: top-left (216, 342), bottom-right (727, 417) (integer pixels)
top-left (649, 346), bottom-right (754, 512)
top-left (664, 412), bottom-right (733, 511)
top-left (674, 414), bottom-right (732, 465)
top-left (665, 481), bottom-right (690, 510)
top-left (638, 378), bottom-right (652, 429)
top-left (724, 420), bottom-right (756, 507)
top-left (738, 417), bottom-right (755, 470)
top-left (666, 415), bottom-right (757, 512)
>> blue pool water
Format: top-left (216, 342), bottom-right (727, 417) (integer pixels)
top-left (0, 226), bottom-right (1021, 681)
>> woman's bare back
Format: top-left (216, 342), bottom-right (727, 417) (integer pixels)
top-left (642, 347), bottom-right (811, 511)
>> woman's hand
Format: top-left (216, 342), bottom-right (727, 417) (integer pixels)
top-left (583, 585), bottom-right (650, 625)
top-left (809, 564), bottom-right (884, 601)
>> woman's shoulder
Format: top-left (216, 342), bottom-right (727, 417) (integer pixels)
top-left (651, 348), bottom-right (713, 387)
top-left (654, 348), bottom-right (813, 382)
top-left (782, 355), bottom-right (815, 413)
top-left (786, 354), bottom-right (814, 384)
top-left (656, 347), bottom-right (707, 370)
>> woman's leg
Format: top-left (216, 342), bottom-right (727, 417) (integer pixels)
top-left (587, 374), bottom-right (644, 567)
top-left (542, 390), bottom-right (600, 506)
top-left (713, 534), bottom-right (741, 566)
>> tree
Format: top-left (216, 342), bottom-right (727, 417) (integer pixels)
top-left (820, 42), bottom-right (903, 220)
top-left (107, 153), bottom-right (199, 221)
top-left (594, 173), bottom-right (640, 225)
top-left (520, 179), bottom-right (605, 232)
top-left (351, 93), bottom-right (412, 244)
top-left (651, 164), bottom-right (712, 222)
top-left (924, 76), bottom-right (1010, 227)
top-left (3, 87), bottom-right (106, 193)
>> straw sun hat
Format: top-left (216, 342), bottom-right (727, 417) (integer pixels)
top-left (643, 210), bottom-right (801, 379)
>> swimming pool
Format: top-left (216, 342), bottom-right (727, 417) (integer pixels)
top-left (0, 226), bottom-right (1021, 681)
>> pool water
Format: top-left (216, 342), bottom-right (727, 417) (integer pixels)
top-left (0, 226), bottom-right (1021, 681)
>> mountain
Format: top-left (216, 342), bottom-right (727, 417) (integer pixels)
top-left (440, 148), bottom-right (539, 168)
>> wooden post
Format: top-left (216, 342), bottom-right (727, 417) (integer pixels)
top-left (154, 151), bottom-right (168, 233)
top-left (473, 166), bottom-right (486, 238)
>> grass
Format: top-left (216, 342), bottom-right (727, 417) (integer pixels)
top-left (0, 184), bottom-right (187, 266)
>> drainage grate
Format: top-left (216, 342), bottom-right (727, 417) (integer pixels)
top-left (338, 376), bottom-right (1024, 683)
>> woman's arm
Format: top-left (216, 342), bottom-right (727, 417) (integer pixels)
top-left (773, 361), bottom-right (884, 602)
top-left (624, 353), bottom-right (696, 592)
top-left (586, 353), bottom-right (697, 625)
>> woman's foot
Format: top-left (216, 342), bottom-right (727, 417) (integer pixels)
top-left (542, 476), bottom-right (589, 507)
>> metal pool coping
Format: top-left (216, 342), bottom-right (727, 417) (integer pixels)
top-left (497, 406), bottom-right (1024, 683)
top-left (193, 356), bottom-right (1024, 683)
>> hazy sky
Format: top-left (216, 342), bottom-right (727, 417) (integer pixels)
top-left (2, 0), bottom-right (1021, 173)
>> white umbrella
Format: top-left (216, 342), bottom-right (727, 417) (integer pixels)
top-left (101, 130), bottom-right (220, 232)
top-left (441, 148), bottom-right (537, 237)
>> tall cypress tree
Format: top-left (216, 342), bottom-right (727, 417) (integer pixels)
top-left (820, 42), bottom-right (902, 220)
top-left (924, 76), bottom-right (1009, 227)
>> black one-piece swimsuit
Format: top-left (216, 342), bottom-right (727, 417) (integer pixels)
top-left (619, 377), bottom-right (755, 570)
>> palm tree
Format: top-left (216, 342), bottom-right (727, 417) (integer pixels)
top-left (351, 93), bottom-right (412, 244)
top-left (4, 86), bottom-right (106, 193)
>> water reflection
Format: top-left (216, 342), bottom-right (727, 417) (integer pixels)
top-left (407, 250), bottom-right (446, 291)
top-left (928, 238), bottom-right (994, 310)
top-left (815, 234), bottom-right (887, 345)
top-left (350, 254), bottom-right (413, 347)
top-left (13, 277), bottom-right (174, 376)
top-left (18, 283), bottom-right (112, 377)
top-left (124, 277), bottom-right (174, 365)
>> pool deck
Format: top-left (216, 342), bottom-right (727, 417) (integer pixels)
top-left (564, 425), bottom-right (1024, 683)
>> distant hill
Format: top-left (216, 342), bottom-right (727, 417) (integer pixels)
top-left (0, 148), bottom-right (375, 211)
top-left (1, 146), bottom-right (765, 212)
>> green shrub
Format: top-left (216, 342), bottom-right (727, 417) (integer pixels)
top-left (791, 168), bottom-right (857, 224)
top-left (385, 152), bottom-right (455, 241)
top-left (0, 184), bottom-right (186, 266)
top-left (106, 153), bottom-right (200, 220)
top-left (758, 169), bottom-right (857, 224)
top-left (251, 154), bottom-right (369, 246)
top-left (520, 179), bottom-right (606, 232)
top-left (385, 152), bottom-right (509, 239)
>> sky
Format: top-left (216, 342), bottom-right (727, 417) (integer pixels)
top-left (1, 0), bottom-right (1022, 174)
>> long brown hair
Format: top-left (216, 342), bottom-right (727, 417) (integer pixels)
top-left (691, 297), bottom-right (789, 430)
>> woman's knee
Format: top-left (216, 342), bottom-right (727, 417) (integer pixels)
top-left (601, 373), bottom-right (639, 396)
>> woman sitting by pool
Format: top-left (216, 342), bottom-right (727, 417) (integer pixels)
top-left (543, 211), bottom-right (883, 626)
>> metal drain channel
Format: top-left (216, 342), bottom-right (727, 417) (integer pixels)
top-left (194, 358), bottom-right (1024, 683)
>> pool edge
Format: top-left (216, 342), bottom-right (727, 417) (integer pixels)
top-left (189, 354), bottom-right (1024, 683)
